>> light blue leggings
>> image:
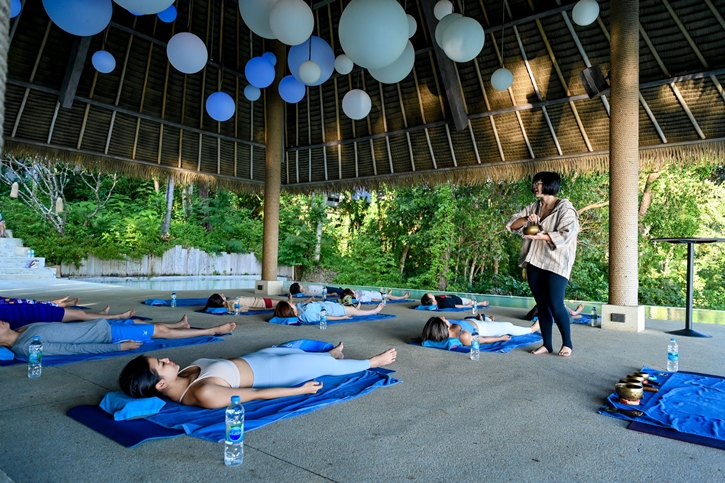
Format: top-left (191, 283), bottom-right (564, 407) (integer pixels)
top-left (241, 347), bottom-right (370, 388)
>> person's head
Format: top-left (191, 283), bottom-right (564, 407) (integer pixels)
top-left (274, 301), bottom-right (298, 317)
top-left (342, 288), bottom-right (355, 298)
top-left (204, 293), bottom-right (226, 310)
top-left (421, 316), bottom-right (453, 342)
top-left (421, 293), bottom-right (437, 306)
top-left (289, 283), bottom-right (303, 295)
top-left (531, 172), bottom-right (561, 196)
top-left (0, 321), bottom-right (17, 347)
top-left (119, 355), bottom-right (180, 398)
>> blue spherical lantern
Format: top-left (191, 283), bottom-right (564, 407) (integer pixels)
top-left (288, 36), bottom-right (334, 86)
top-left (278, 75), bottom-right (306, 103)
top-left (244, 85), bottom-right (261, 101)
top-left (206, 92), bottom-right (236, 122)
top-left (157, 5), bottom-right (177, 23)
top-left (10, 0), bottom-right (22, 18)
top-left (262, 52), bottom-right (277, 66)
top-left (92, 50), bottom-right (116, 73)
top-left (245, 57), bottom-right (275, 88)
top-left (43, 0), bottom-right (113, 37)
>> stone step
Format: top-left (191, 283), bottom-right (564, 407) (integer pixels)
top-left (0, 268), bottom-right (56, 280)
top-left (0, 238), bottom-right (23, 248)
top-left (0, 257), bottom-right (46, 269)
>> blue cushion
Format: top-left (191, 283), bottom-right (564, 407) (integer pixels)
top-left (415, 305), bottom-right (438, 311)
top-left (422, 338), bottom-right (463, 350)
top-left (204, 307), bottom-right (229, 314)
top-left (144, 299), bottom-right (168, 306)
top-left (276, 339), bottom-right (335, 352)
top-left (0, 347), bottom-right (15, 360)
top-left (100, 391), bottom-right (166, 421)
top-left (268, 316), bottom-right (301, 325)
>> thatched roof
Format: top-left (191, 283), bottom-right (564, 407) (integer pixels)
top-left (3, 0), bottom-right (725, 191)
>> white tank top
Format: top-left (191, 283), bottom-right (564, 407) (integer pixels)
top-left (178, 358), bottom-right (240, 403)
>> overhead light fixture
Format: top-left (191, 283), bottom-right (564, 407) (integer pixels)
top-left (579, 65), bottom-right (609, 99)
top-left (491, 0), bottom-right (513, 91)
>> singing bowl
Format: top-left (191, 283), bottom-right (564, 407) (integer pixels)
top-left (625, 374), bottom-right (646, 384)
top-left (615, 383), bottom-right (644, 401)
top-left (632, 371), bottom-right (650, 381)
top-left (523, 225), bottom-right (541, 236)
top-left (620, 378), bottom-right (644, 386)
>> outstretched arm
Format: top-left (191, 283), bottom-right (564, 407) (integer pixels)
top-left (186, 381), bottom-right (324, 408)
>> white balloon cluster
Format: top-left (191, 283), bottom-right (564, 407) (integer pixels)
top-left (239, 0), bottom-right (315, 46)
top-left (434, 2), bottom-right (484, 64)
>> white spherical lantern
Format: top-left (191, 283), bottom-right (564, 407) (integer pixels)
top-left (239, 0), bottom-right (279, 40)
top-left (572, 0), bottom-right (600, 27)
top-left (10, 0), bottom-right (22, 18)
top-left (113, 0), bottom-right (174, 15)
top-left (334, 55), bottom-right (354, 75)
top-left (299, 60), bottom-right (321, 84)
top-left (441, 16), bottom-right (484, 63)
top-left (279, 75), bottom-right (306, 103)
top-left (407, 14), bottom-right (417, 39)
top-left (244, 85), bottom-right (261, 101)
top-left (342, 89), bottom-right (372, 120)
top-left (338, 0), bottom-right (409, 69)
top-left (43, 0), bottom-right (113, 37)
top-left (92, 50), bottom-right (116, 73)
top-left (269, 0), bottom-right (314, 46)
top-left (435, 13), bottom-right (461, 48)
top-left (206, 92), bottom-right (236, 122)
top-left (369, 41), bottom-right (415, 84)
top-left (434, 0), bottom-right (453, 21)
top-left (491, 67), bottom-right (513, 91)
top-left (167, 33), bottom-right (208, 74)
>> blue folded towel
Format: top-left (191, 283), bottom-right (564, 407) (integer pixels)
top-left (100, 392), bottom-right (166, 421)
top-left (143, 298), bottom-right (210, 307)
top-left (409, 332), bottom-right (542, 354)
top-left (268, 313), bottom-right (397, 325)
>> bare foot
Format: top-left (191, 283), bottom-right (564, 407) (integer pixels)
top-left (100, 305), bottom-right (110, 315)
top-left (402, 292), bottom-right (410, 298)
top-left (478, 300), bottom-right (489, 307)
top-left (329, 342), bottom-right (344, 360)
top-left (574, 303), bottom-right (584, 314)
top-left (355, 302), bottom-right (362, 309)
top-left (64, 298), bottom-right (80, 307)
top-left (369, 348), bottom-right (396, 368)
top-left (167, 315), bottom-right (190, 329)
top-left (51, 296), bottom-right (70, 304)
top-left (211, 322), bottom-right (236, 335)
top-left (531, 346), bottom-right (550, 355)
top-left (530, 320), bottom-right (540, 333)
top-left (558, 346), bottom-right (572, 357)
top-left (108, 308), bottom-right (135, 319)
top-left (369, 303), bottom-right (384, 314)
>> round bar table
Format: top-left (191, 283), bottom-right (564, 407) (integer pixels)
top-left (652, 238), bottom-right (725, 338)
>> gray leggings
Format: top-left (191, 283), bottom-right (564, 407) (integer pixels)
top-left (241, 347), bottom-right (370, 388)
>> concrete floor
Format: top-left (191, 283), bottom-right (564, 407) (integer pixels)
top-left (1, 279), bottom-right (724, 483)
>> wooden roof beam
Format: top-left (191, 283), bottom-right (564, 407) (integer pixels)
top-left (58, 36), bottom-right (91, 109)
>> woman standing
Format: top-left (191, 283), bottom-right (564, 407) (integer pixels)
top-left (506, 172), bottom-right (580, 356)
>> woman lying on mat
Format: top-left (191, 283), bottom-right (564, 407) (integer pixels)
top-left (422, 315), bottom-right (540, 347)
top-left (0, 303), bottom-right (136, 330)
top-left (273, 300), bottom-right (385, 323)
top-left (289, 283), bottom-right (344, 298)
top-left (0, 316), bottom-right (235, 357)
top-left (420, 293), bottom-right (490, 309)
top-left (340, 288), bottom-right (411, 304)
top-left (202, 293), bottom-right (282, 313)
top-left (119, 342), bottom-right (396, 408)
top-left (1, 295), bottom-right (81, 307)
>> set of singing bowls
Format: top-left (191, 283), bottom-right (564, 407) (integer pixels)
top-left (615, 383), bottom-right (644, 401)
top-left (523, 225), bottom-right (541, 236)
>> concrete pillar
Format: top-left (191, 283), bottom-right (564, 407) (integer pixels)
top-left (257, 40), bottom-right (286, 296)
top-left (602, 0), bottom-right (645, 332)
top-left (0, 0), bottom-right (10, 156)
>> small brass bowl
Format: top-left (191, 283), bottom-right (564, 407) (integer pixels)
top-left (632, 372), bottom-right (650, 381)
top-left (620, 378), bottom-right (643, 385)
top-left (523, 225), bottom-right (541, 236)
top-left (615, 383), bottom-right (644, 401)
top-left (625, 374), bottom-right (646, 384)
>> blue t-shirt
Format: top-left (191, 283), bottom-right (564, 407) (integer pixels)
top-left (297, 301), bottom-right (346, 323)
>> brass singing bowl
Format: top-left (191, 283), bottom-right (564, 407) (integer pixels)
top-left (625, 374), bottom-right (646, 384)
top-left (620, 378), bottom-right (644, 386)
top-left (632, 371), bottom-right (650, 381)
top-left (615, 383), bottom-right (644, 401)
top-left (523, 225), bottom-right (541, 236)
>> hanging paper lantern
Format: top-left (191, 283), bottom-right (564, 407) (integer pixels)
top-left (342, 89), bottom-right (372, 120)
top-left (206, 92), bottom-right (236, 122)
top-left (572, 0), bottom-right (600, 27)
top-left (56, 197), bottom-right (64, 213)
top-left (239, 0), bottom-right (279, 40)
top-left (334, 55), bottom-right (354, 75)
top-left (244, 85), bottom-right (261, 101)
top-left (92, 50), bottom-right (116, 73)
top-left (435, 13), bottom-right (461, 48)
top-left (269, 0), bottom-right (314, 46)
top-left (369, 41), bottom-right (414, 84)
top-left (42, 0), bottom-right (113, 37)
top-left (491, 67), bottom-right (513, 91)
top-left (262, 52), bottom-right (277, 66)
top-left (167, 33), bottom-right (208, 74)
top-left (10, 0), bottom-right (22, 18)
top-left (279, 75), bottom-right (306, 103)
top-left (299, 60), bottom-right (321, 84)
top-left (441, 16), bottom-right (484, 63)
top-left (338, 0), bottom-right (409, 69)
top-left (434, 0), bottom-right (453, 21)
top-left (407, 14), bottom-right (417, 39)
top-left (288, 36), bottom-right (335, 86)
top-left (157, 5), bottom-right (177, 23)
top-left (10, 182), bottom-right (19, 198)
top-left (245, 57), bottom-right (276, 88)
top-left (113, 0), bottom-right (174, 15)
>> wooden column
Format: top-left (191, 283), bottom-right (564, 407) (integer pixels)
top-left (261, 40), bottom-right (286, 282)
top-left (0, 0), bottom-right (9, 155)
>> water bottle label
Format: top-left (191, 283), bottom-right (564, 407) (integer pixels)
top-left (668, 353), bottom-right (679, 361)
top-left (227, 425), bottom-right (243, 442)
top-left (29, 353), bottom-right (42, 364)
top-left (471, 341), bottom-right (479, 351)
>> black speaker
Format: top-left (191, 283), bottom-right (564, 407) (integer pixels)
top-left (579, 66), bottom-right (609, 99)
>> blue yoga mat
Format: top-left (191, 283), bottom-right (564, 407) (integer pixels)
top-left (412, 305), bottom-right (487, 312)
top-left (269, 313), bottom-right (397, 325)
top-left (408, 332), bottom-right (542, 354)
top-left (195, 308), bottom-right (274, 316)
top-left (598, 367), bottom-right (725, 449)
top-left (0, 332), bottom-right (227, 367)
top-left (143, 298), bottom-right (210, 307)
top-left (357, 299), bottom-right (413, 305)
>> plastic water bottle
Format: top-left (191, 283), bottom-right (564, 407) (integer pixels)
top-left (590, 306), bottom-right (598, 327)
top-left (320, 306), bottom-right (327, 330)
top-left (224, 395), bottom-right (244, 466)
top-left (234, 296), bottom-right (241, 315)
top-left (28, 336), bottom-right (42, 378)
top-left (471, 296), bottom-right (478, 316)
top-left (667, 338), bottom-right (679, 372)
top-left (321, 287), bottom-right (327, 300)
top-left (170, 291), bottom-right (177, 308)
top-left (470, 328), bottom-right (480, 361)
top-left (381, 288), bottom-right (387, 306)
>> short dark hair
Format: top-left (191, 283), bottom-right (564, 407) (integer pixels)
top-left (289, 283), bottom-right (302, 295)
top-left (421, 317), bottom-right (449, 342)
top-left (421, 294), bottom-right (435, 306)
top-left (342, 288), bottom-right (355, 298)
top-left (532, 172), bottom-right (561, 196)
top-left (119, 355), bottom-right (162, 399)
top-left (204, 293), bottom-right (225, 311)
top-left (274, 301), bottom-right (296, 318)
